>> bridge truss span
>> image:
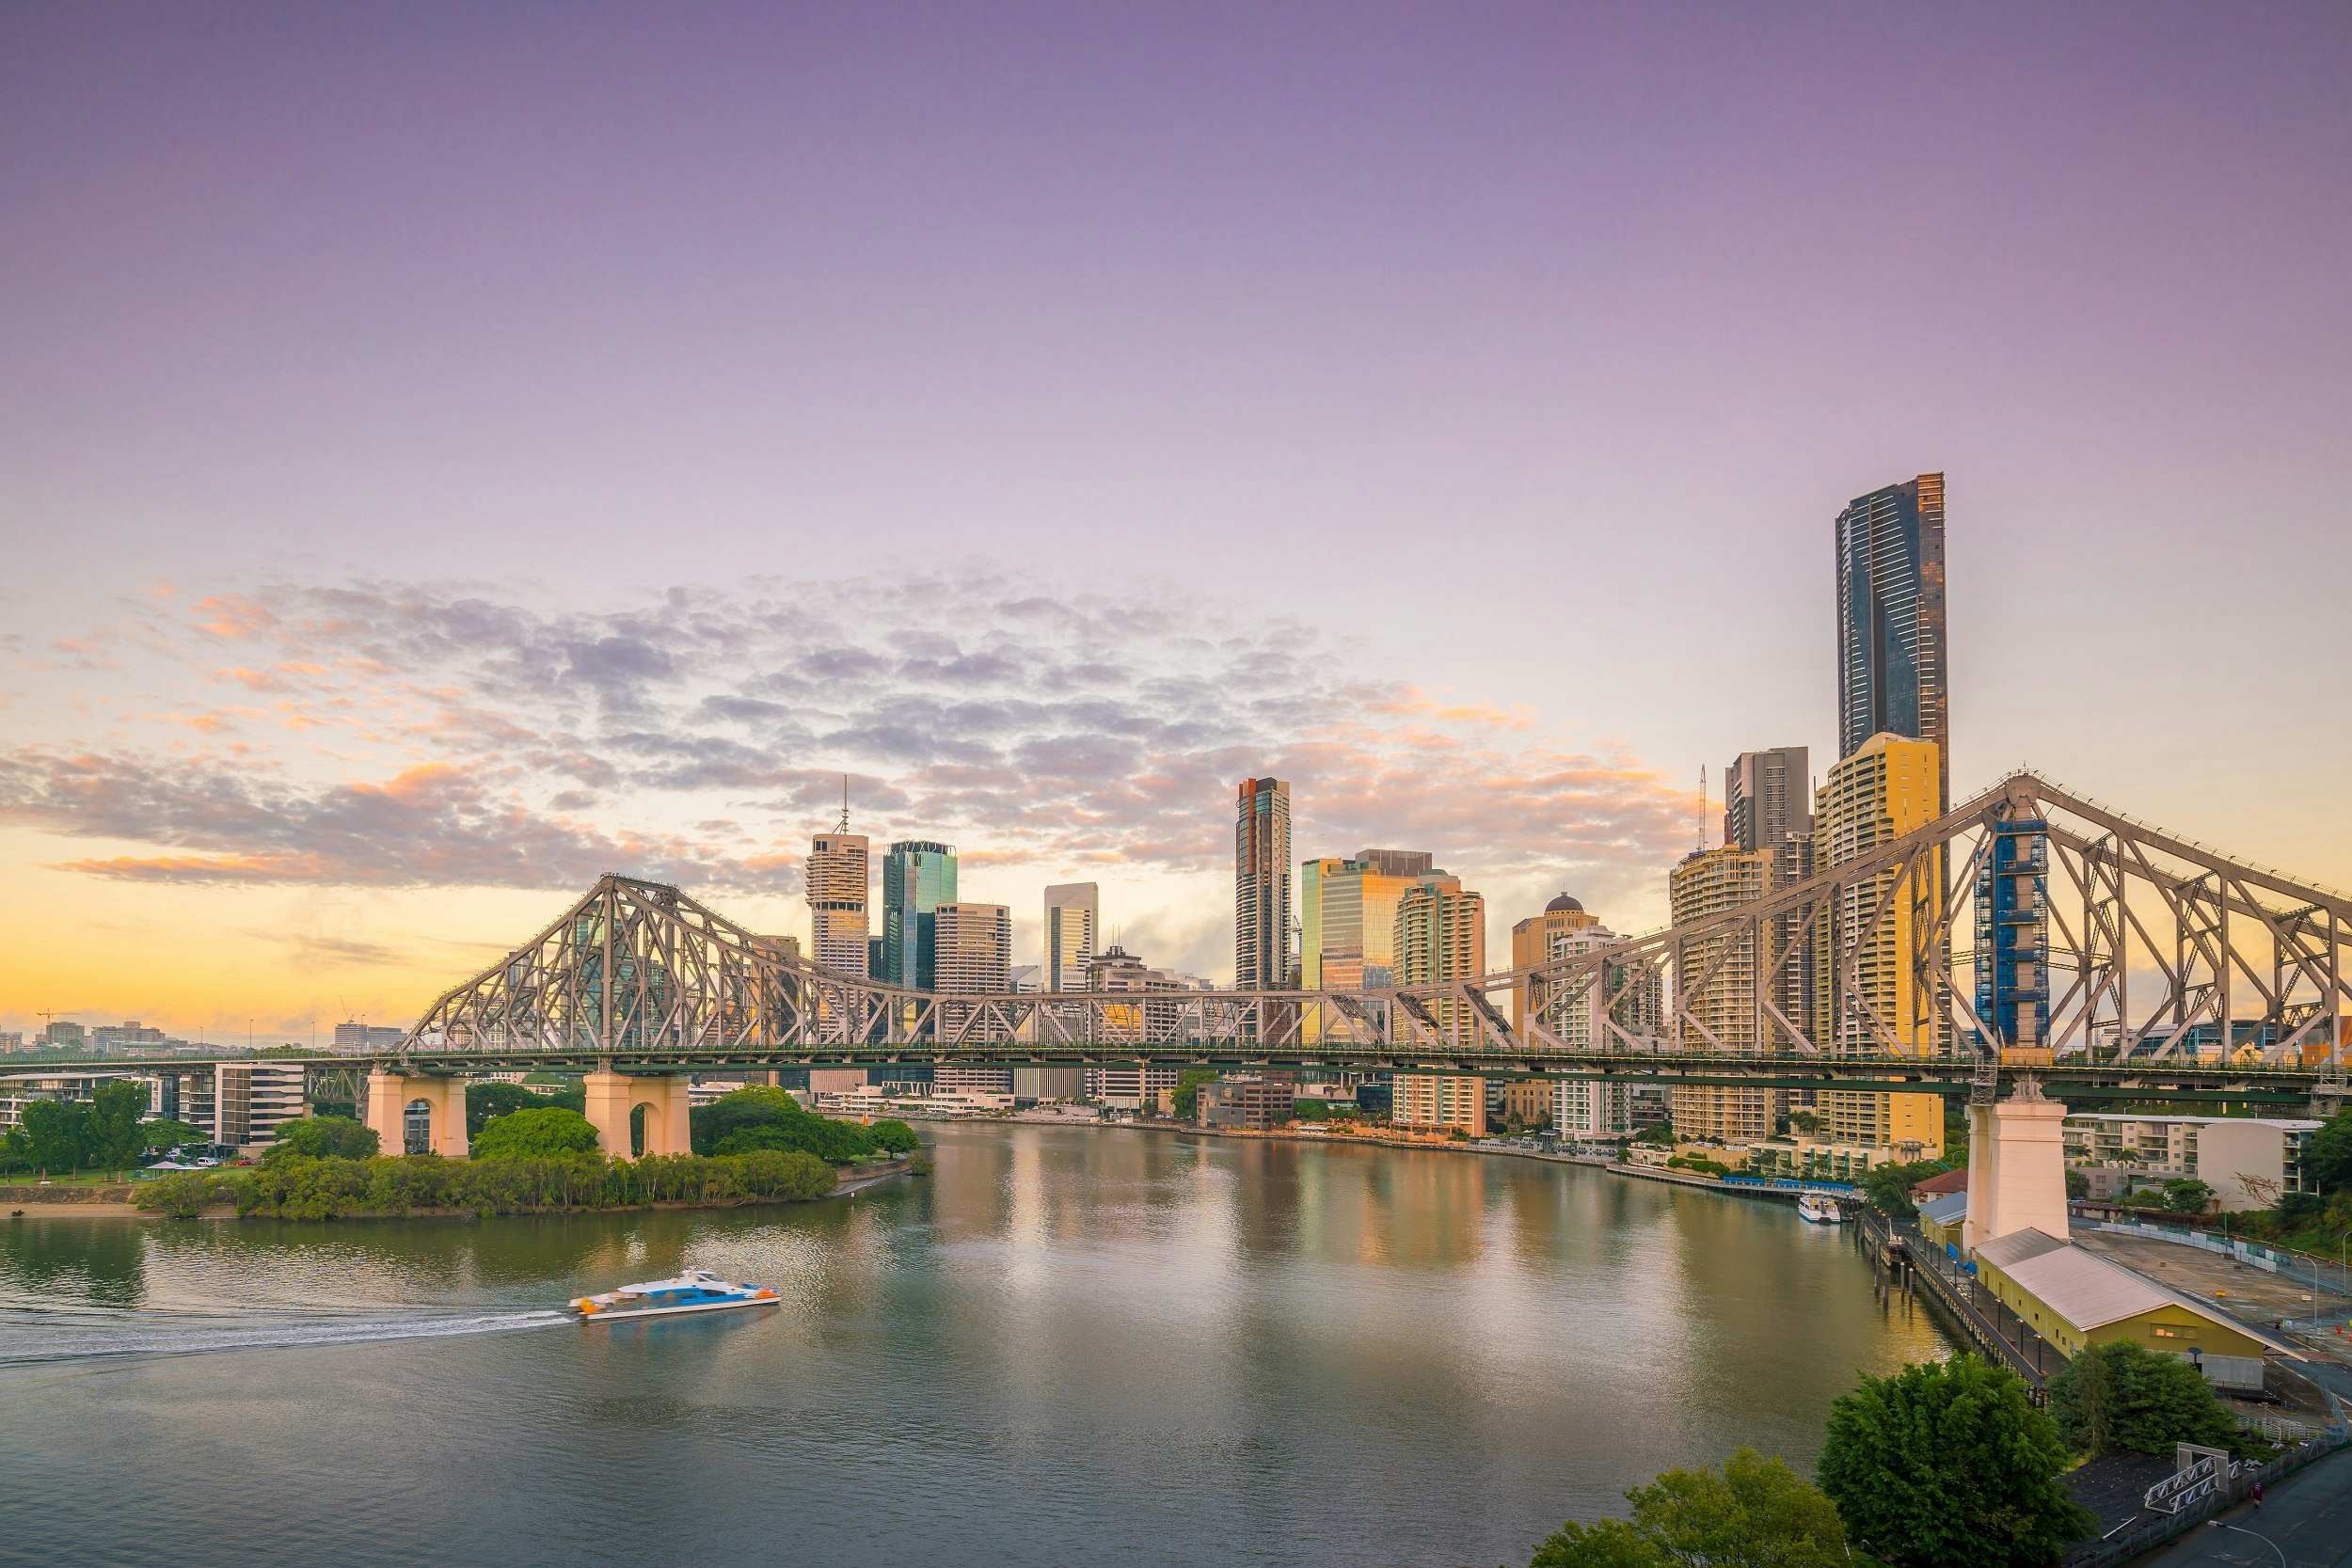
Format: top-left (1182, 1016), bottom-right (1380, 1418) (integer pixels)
top-left (400, 771), bottom-right (2351, 1092)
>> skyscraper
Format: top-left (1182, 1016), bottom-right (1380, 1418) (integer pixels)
top-left (933, 902), bottom-right (1012, 995)
top-left (1391, 869), bottom-right (1487, 1132)
top-left (1393, 871), bottom-right (1484, 1040)
top-left (1723, 746), bottom-right (1810, 853)
top-left (1042, 882), bottom-right (1099, 992)
top-left (1234, 777), bottom-right (1292, 990)
top-left (1724, 745), bottom-right (1818, 1049)
top-left (1300, 853), bottom-right (1427, 990)
top-left (1665, 845), bottom-right (1784, 1143)
top-left (806, 832), bottom-right (870, 976)
top-left (1812, 733), bottom-right (1947, 1160)
top-left (881, 840), bottom-right (958, 988)
top-left (1836, 474), bottom-right (1948, 808)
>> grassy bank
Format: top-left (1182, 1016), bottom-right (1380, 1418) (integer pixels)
top-left (130, 1148), bottom-right (898, 1220)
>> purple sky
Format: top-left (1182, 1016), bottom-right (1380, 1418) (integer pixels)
top-left (4, 4), bottom-right (2349, 1030)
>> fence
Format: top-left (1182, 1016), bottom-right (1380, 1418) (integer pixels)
top-left (2065, 1433), bottom-right (2350, 1568)
top-left (1857, 1212), bottom-right (2061, 1386)
top-left (2074, 1214), bottom-right (2349, 1285)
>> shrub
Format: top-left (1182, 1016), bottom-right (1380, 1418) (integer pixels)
top-left (265, 1116), bottom-right (382, 1162)
top-left (134, 1170), bottom-right (225, 1218)
top-left (2049, 1339), bottom-right (2241, 1457)
top-left (1528, 1448), bottom-right (1847, 1568)
top-left (469, 1106), bottom-right (601, 1160)
top-left (1819, 1354), bottom-right (2095, 1568)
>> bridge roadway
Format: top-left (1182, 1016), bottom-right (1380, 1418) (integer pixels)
top-left (52, 1048), bottom-right (2338, 1106)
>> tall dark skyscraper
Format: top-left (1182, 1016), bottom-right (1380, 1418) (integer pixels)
top-left (1836, 473), bottom-right (1948, 807)
top-left (1234, 777), bottom-right (1292, 990)
top-left (881, 840), bottom-right (957, 988)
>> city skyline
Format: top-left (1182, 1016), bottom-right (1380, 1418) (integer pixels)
top-left (6, 6), bottom-right (2351, 1036)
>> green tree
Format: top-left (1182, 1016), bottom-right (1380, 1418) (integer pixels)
top-left (264, 1116), bottom-right (382, 1162)
top-left (1818, 1354), bottom-right (2095, 1568)
top-left (2048, 1339), bottom-right (2240, 1457)
top-left (1859, 1160), bottom-right (1949, 1220)
top-left (139, 1117), bottom-right (211, 1151)
top-left (2065, 1169), bottom-right (2089, 1200)
top-left (1171, 1069), bottom-right (1218, 1119)
top-left (1634, 1120), bottom-right (1677, 1147)
top-left (86, 1080), bottom-right (153, 1171)
top-left (17, 1098), bottom-right (92, 1172)
top-left (469, 1106), bottom-right (601, 1160)
top-left (1528, 1448), bottom-right (1848, 1568)
top-left (467, 1081), bottom-right (546, 1135)
top-left (2303, 1107), bottom-right (2352, 1193)
top-left (868, 1119), bottom-right (919, 1154)
top-left (2162, 1178), bottom-right (2215, 1214)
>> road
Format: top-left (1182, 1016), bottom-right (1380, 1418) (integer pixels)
top-left (2130, 1450), bottom-right (2352, 1567)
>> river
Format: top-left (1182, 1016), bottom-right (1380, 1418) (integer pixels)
top-left (0, 1123), bottom-right (1948, 1567)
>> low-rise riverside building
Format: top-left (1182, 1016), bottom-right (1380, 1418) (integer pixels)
top-left (1968, 1227), bottom-right (2295, 1393)
top-left (1746, 1135), bottom-right (1931, 1182)
top-left (1197, 1075), bottom-right (1293, 1132)
top-left (2060, 1113), bottom-right (2322, 1211)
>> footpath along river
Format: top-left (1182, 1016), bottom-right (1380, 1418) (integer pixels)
top-left (0, 1122), bottom-right (1947, 1568)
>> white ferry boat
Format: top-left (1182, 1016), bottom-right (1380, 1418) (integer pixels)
top-left (569, 1268), bottom-right (781, 1321)
top-left (1796, 1192), bottom-right (1848, 1225)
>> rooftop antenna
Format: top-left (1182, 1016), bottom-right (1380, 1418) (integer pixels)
top-left (835, 773), bottom-right (851, 834)
top-left (1698, 765), bottom-right (1708, 851)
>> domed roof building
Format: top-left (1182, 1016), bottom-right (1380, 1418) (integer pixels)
top-left (1510, 890), bottom-right (1605, 1027)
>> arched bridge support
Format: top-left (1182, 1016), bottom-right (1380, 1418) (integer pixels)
top-left (1963, 1079), bottom-right (2070, 1253)
top-left (584, 1069), bottom-right (692, 1159)
top-left (363, 1071), bottom-right (469, 1158)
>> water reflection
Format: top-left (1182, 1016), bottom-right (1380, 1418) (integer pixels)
top-left (0, 1126), bottom-right (1949, 1568)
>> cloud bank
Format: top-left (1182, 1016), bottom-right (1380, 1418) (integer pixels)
top-left (2, 577), bottom-right (1694, 924)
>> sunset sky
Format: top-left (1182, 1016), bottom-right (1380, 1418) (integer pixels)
top-left (5, 4), bottom-right (2349, 1039)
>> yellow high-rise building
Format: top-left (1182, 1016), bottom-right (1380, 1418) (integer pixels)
top-left (1812, 732), bottom-right (1946, 1160)
top-left (1665, 845), bottom-right (1783, 1143)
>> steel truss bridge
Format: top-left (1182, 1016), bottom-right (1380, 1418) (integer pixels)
top-left (61, 771), bottom-right (2339, 1106)
top-left (182, 768), bottom-right (2306, 1109)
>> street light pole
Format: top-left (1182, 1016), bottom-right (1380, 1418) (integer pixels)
top-left (2206, 1520), bottom-right (2286, 1568)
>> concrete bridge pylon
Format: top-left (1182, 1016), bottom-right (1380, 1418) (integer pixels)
top-left (583, 1069), bottom-right (691, 1159)
top-left (1962, 1077), bottom-right (2070, 1252)
top-left (363, 1071), bottom-right (469, 1158)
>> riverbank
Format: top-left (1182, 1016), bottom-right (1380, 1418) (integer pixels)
top-left (4, 1157), bottom-right (914, 1221)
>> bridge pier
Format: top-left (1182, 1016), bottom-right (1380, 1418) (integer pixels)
top-left (583, 1070), bottom-right (692, 1159)
top-left (1963, 1078), bottom-right (2069, 1252)
top-left (363, 1072), bottom-right (469, 1158)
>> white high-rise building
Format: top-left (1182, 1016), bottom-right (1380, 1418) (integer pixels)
top-left (1043, 882), bottom-right (1099, 992)
top-left (806, 832), bottom-right (870, 976)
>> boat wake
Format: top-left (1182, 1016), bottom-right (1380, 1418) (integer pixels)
top-left (0, 1307), bottom-right (569, 1366)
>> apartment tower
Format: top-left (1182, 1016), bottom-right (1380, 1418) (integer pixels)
top-left (806, 832), bottom-right (871, 976)
top-left (1391, 871), bottom-right (1488, 1130)
top-left (1812, 734), bottom-right (1946, 1158)
top-left (1511, 893), bottom-right (1603, 1029)
top-left (1042, 882), bottom-right (1100, 992)
top-left (1836, 474), bottom-right (1948, 809)
top-left (1665, 846), bottom-right (1783, 1142)
top-left (1234, 778), bottom-right (1293, 990)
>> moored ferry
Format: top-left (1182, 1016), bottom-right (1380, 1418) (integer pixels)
top-left (569, 1268), bottom-right (780, 1321)
top-left (1796, 1192), bottom-right (1848, 1225)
